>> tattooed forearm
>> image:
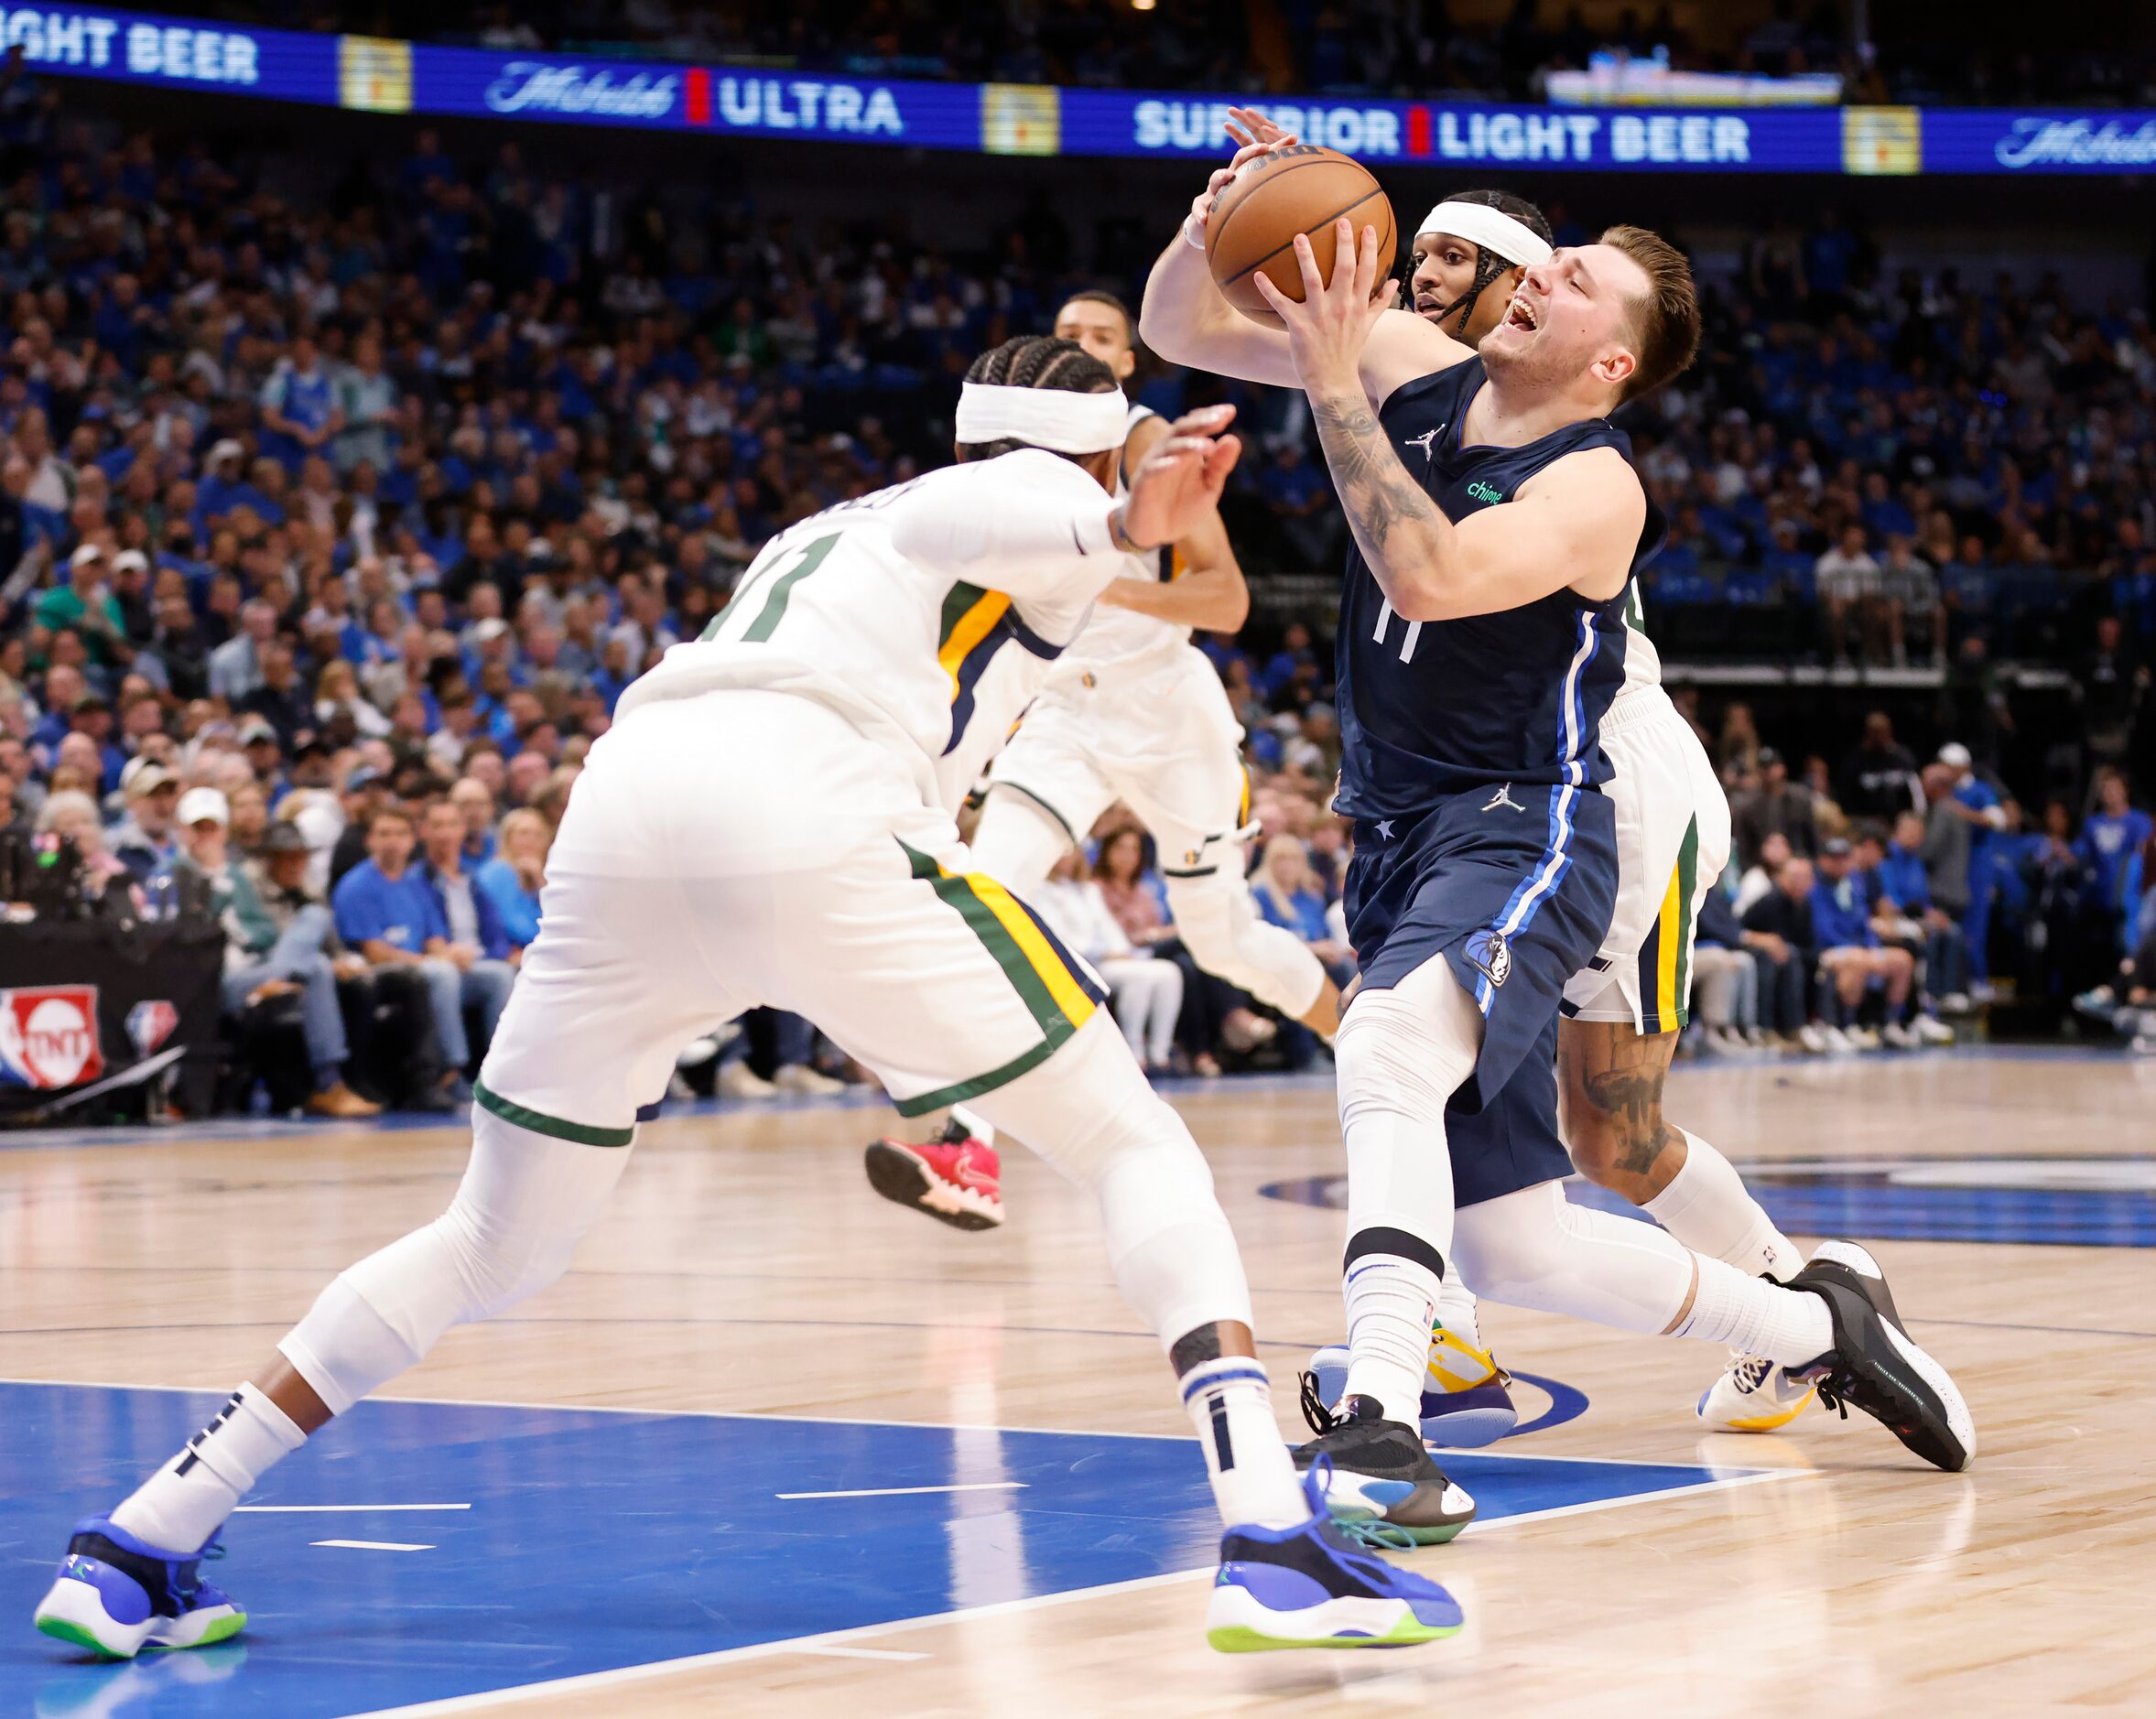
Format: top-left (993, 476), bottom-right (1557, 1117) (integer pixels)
top-left (1309, 390), bottom-right (1452, 612)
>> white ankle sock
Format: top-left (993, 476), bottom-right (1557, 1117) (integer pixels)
top-left (1180, 1357), bottom-right (1305, 1529)
top-left (1643, 1132), bottom-right (1804, 1281)
top-left (1435, 1275), bottom-right (1483, 1351)
top-left (111, 1384), bottom-right (307, 1553)
top-left (1672, 1257), bottom-right (1832, 1366)
top-left (1342, 1251), bottom-right (1443, 1426)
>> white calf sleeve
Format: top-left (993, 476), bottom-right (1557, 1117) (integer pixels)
top-left (1331, 957), bottom-right (1481, 1422)
top-left (1435, 1275), bottom-right (1484, 1351)
top-left (971, 1012), bottom-right (1251, 1346)
top-left (279, 1108), bottom-right (634, 1413)
top-left (1643, 1130), bottom-right (1805, 1281)
top-left (1164, 864), bottom-right (1327, 1019)
top-left (969, 789), bottom-right (1076, 900)
top-left (1451, 1181), bottom-right (1696, 1335)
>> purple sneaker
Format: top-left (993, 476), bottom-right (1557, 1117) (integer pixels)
top-left (1206, 1459), bottom-right (1465, 1651)
top-left (33, 1517), bottom-right (246, 1660)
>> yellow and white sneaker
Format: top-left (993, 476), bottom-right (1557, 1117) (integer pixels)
top-left (1306, 1329), bottom-right (1519, 1449)
top-left (1696, 1350), bottom-right (1817, 1432)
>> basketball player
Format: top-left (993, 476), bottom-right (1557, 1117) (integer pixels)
top-left (1143, 178), bottom-right (1972, 1537)
top-left (1186, 121), bottom-right (1821, 1446)
top-left (33, 341), bottom-right (1460, 1660)
top-left (865, 288), bottom-right (1339, 1234)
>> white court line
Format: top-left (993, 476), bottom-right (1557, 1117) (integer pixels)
top-left (313, 1539), bottom-right (434, 1552)
top-left (776, 1482), bottom-right (1026, 1500)
top-left (348, 1467), bottom-right (1804, 1718)
top-left (235, 1503), bottom-right (471, 1513)
top-left (790, 1645), bottom-right (931, 1662)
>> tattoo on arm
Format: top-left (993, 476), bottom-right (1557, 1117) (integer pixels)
top-left (1309, 391), bottom-right (1450, 605)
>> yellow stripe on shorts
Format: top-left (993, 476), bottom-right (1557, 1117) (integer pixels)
top-left (959, 870), bottom-right (1100, 1032)
top-left (937, 589), bottom-right (1011, 703)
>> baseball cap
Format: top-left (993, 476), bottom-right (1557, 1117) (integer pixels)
top-left (1821, 837), bottom-right (1853, 858)
top-left (261, 819), bottom-right (310, 856)
top-left (239, 717), bottom-right (279, 745)
top-left (1937, 742), bottom-right (1972, 770)
top-left (71, 690), bottom-right (111, 713)
top-left (177, 786), bottom-right (228, 827)
top-left (112, 549), bottom-right (149, 575)
top-left (473, 617), bottom-right (511, 643)
top-left (121, 757), bottom-right (178, 797)
top-left (1756, 746), bottom-right (1782, 768)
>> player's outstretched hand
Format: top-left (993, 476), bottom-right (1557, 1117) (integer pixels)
top-left (1184, 108), bottom-right (1298, 247)
top-left (1252, 217), bottom-right (1400, 392)
top-left (1119, 405), bottom-right (1241, 550)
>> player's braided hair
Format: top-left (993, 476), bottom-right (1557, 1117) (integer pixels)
top-left (1420, 189), bottom-right (1554, 341)
top-left (955, 335), bottom-right (1119, 465)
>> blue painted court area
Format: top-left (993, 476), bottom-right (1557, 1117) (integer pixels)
top-left (1, 1381), bottom-right (1761, 1717)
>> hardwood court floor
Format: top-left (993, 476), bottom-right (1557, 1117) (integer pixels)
top-left (2, 1048), bottom-right (2151, 1717)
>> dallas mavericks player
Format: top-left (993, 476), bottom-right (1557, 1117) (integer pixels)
top-left (1145, 188), bottom-right (1973, 1533)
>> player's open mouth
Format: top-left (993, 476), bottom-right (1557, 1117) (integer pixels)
top-left (1504, 296), bottom-right (1539, 331)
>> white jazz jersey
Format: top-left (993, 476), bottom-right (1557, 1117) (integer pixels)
top-left (617, 450), bottom-right (1118, 821)
top-left (507, 450), bottom-right (1138, 1130)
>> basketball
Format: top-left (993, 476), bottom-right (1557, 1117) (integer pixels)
top-left (1204, 145), bottom-right (1396, 328)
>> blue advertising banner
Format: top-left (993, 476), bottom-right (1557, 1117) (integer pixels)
top-left (5, 5), bottom-right (2155, 177)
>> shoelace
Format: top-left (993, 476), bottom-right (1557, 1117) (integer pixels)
top-left (1331, 1517), bottom-right (1418, 1552)
top-left (1733, 1354), bottom-right (1774, 1393)
top-left (1297, 1370), bottom-right (1346, 1437)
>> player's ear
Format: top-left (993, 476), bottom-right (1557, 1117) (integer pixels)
top-left (1596, 345), bottom-right (1639, 395)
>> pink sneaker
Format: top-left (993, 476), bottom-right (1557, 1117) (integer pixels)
top-left (864, 1119), bottom-right (1004, 1231)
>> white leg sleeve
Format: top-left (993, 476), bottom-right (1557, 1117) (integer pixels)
top-left (1331, 955), bottom-right (1481, 1422)
top-left (278, 1108), bottom-right (633, 1414)
top-left (1164, 859), bottom-right (1327, 1019)
top-left (969, 789), bottom-right (1075, 900)
top-left (969, 1011), bottom-right (1251, 1346)
top-left (1450, 1181), bottom-right (1695, 1335)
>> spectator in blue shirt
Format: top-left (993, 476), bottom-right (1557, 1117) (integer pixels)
top-left (2075, 770), bottom-right (2154, 938)
top-left (1937, 741), bottom-right (2008, 991)
top-left (1878, 809), bottom-right (1973, 1010)
top-left (332, 803), bottom-right (508, 1106)
top-left (474, 807), bottom-right (548, 949)
top-left (1250, 835), bottom-right (1355, 989)
top-left (1811, 838), bottom-right (1917, 1044)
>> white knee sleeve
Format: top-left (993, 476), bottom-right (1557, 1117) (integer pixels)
top-left (969, 790), bottom-right (1075, 899)
top-left (970, 1012), bottom-right (1251, 1346)
top-left (1450, 1181), bottom-right (1694, 1335)
top-left (1164, 864), bottom-right (1326, 1019)
top-left (1333, 959), bottom-right (1480, 1245)
top-left (278, 1108), bottom-right (633, 1413)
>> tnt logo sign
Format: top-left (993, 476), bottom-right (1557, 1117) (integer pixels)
top-left (0, 988), bottom-right (104, 1089)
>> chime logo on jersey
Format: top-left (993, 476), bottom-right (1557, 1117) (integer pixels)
top-left (128, 999), bottom-right (180, 1057)
top-left (0, 987), bottom-right (104, 1088)
top-left (1464, 927), bottom-right (1511, 988)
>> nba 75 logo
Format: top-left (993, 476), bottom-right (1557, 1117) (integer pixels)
top-left (0, 987), bottom-right (104, 1089)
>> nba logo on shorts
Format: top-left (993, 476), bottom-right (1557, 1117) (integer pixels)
top-left (128, 1000), bottom-right (180, 1058)
top-left (0, 987), bottom-right (105, 1088)
top-left (1464, 927), bottom-right (1511, 988)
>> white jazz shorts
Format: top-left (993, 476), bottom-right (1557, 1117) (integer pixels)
top-left (476, 691), bottom-right (1109, 1143)
top-left (985, 643), bottom-right (1249, 870)
top-left (1560, 688), bottom-right (1732, 1034)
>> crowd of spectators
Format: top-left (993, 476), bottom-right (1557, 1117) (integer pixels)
top-left (3, 90), bottom-right (2155, 1122)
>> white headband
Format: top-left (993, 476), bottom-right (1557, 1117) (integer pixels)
top-left (1415, 200), bottom-right (1553, 267)
top-left (956, 381), bottom-right (1128, 454)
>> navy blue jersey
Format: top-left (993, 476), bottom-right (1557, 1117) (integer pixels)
top-left (1334, 356), bottom-right (1667, 824)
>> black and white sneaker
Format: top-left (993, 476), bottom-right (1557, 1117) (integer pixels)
top-left (1292, 1382), bottom-right (1477, 1544)
top-left (1789, 1240), bottom-right (1976, 1472)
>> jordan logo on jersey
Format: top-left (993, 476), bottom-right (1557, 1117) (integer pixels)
top-left (1482, 782), bottom-right (1529, 814)
top-left (1402, 427), bottom-right (1442, 467)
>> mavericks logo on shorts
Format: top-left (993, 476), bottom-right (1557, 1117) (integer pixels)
top-left (1463, 927), bottom-right (1511, 988)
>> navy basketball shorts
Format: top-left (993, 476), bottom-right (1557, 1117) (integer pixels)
top-left (1345, 780), bottom-right (1619, 1122)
